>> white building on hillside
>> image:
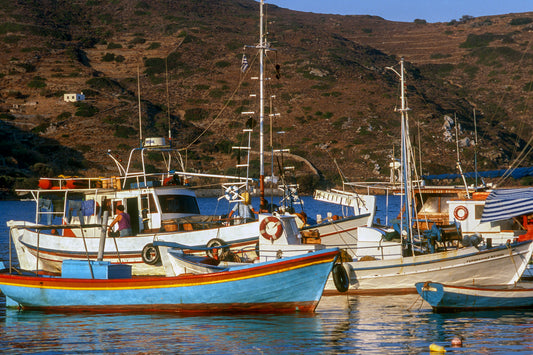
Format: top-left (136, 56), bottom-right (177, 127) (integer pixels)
top-left (64, 93), bottom-right (85, 102)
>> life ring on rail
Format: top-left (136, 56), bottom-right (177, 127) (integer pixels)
top-left (259, 216), bottom-right (283, 240)
top-left (332, 263), bottom-right (349, 293)
top-left (453, 206), bottom-right (469, 221)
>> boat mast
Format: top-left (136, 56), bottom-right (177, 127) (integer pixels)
top-left (388, 58), bottom-right (414, 246)
top-left (258, 0), bottom-right (268, 211)
top-left (399, 59), bottom-right (414, 247)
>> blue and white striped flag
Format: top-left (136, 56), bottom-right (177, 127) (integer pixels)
top-left (241, 54), bottom-right (249, 73)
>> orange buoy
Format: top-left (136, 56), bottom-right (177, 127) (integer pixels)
top-left (38, 179), bottom-right (53, 189)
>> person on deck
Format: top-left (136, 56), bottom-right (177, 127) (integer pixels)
top-left (108, 205), bottom-right (132, 237)
top-left (228, 192), bottom-right (258, 223)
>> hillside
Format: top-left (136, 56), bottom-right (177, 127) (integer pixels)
top-left (1, 0), bottom-right (532, 197)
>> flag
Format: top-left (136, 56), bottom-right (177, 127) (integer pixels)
top-left (241, 54), bottom-right (249, 73)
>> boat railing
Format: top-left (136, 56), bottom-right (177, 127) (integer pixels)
top-left (160, 216), bottom-right (255, 233)
top-left (7, 222), bottom-right (107, 277)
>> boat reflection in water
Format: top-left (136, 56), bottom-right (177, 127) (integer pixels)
top-left (2, 292), bottom-right (533, 353)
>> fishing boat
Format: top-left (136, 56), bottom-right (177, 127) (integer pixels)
top-left (416, 281), bottom-right (533, 312)
top-left (7, 144), bottom-right (261, 276)
top-left (317, 58), bottom-right (533, 294)
top-left (328, 240), bottom-right (533, 294)
top-left (0, 246), bottom-right (341, 313)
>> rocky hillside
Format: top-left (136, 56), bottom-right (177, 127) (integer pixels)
top-left (1, 0), bottom-right (532, 197)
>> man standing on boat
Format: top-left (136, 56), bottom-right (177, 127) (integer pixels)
top-left (108, 205), bottom-right (132, 237)
top-left (228, 192), bottom-right (258, 224)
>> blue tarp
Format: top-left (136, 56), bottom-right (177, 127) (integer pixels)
top-left (481, 188), bottom-right (533, 222)
top-left (423, 166), bottom-right (533, 180)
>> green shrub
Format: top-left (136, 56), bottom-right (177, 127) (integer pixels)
top-left (460, 33), bottom-right (496, 48)
top-left (430, 53), bottom-right (451, 59)
top-left (209, 88), bottom-right (225, 98)
top-left (57, 111), bottom-right (71, 120)
top-left (114, 125), bottom-right (136, 138)
top-left (215, 61), bottom-right (231, 68)
top-left (0, 113), bottom-right (16, 120)
top-left (74, 102), bottom-right (99, 117)
top-left (509, 18), bottom-right (533, 26)
top-left (3, 35), bottom-right (21, 43)
top-left (28, 76), bottom-right (46, 88)
top-left (107, 42), bottom-right (122, 49)
top-left (31, 123), bottom-right (49, 133)
top-left (524, 82), bottom-right (533, 92)
top-left (471, 47), bottom-right (523, 65)
top-left (130, 37), bottom-right (146, 45)
top-left (144, 57), bottom-right (165, 75)
top-left (115, 55), bottom-right (125, 62)
top-left (194, 84), bottom-right (210, 90)
top-left (185, 108), bottom-right (209, 121)
top-left (102, 52), bottom-right (115, 62)
top-left (86, 77), bottom-right (122, 91)
top-left (147, 42), bottom-right (161, 50)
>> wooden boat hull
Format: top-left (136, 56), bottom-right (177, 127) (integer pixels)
top-left (0, 248), bottom-right (339, 313)
top-left (324, 240), bottom-right (533, 294)
top-left (416, 281), bottom-right (533, 312)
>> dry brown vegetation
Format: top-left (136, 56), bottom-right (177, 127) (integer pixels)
top-left (0, 0), bottom-right (532, 196)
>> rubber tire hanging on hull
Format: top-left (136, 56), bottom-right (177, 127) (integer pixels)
top-left (332, 264), bottom-right (349, 292)
top-left (142, 243), bottom-right (161, 265)
top-left (206, 238), bottom-right (230, 259)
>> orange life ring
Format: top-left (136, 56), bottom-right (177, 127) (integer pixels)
top-left (259, 216), bottom-right (283, 240)
top-left (453, 206), bottom-right (469, 221)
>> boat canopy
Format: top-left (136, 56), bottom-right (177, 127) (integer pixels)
top-left (481, 188), bottom-right (533, 222)
top-left (422, 166), bottom-right (533, 180)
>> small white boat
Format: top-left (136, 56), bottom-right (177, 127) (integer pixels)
top-left (416, 281), bottom-right (533, 312)
top-left (328, 239), bottom-right (533, 294)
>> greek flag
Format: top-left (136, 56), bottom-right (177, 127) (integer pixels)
top-left (241, 54), bottom-right (249, 73)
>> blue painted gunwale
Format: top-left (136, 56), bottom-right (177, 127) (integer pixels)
top-left (0, 248), bottom-right (340, 313)
top-left (416, 281), bottom-right (533, 312)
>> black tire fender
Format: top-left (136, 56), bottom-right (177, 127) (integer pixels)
top-left (332, 263), bottom-right (349, 293)
top-left (142, 243), bottom-right (161, 265)
top-left (206, 238), bottom-right (230, 259)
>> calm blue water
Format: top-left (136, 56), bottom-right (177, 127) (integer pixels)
top-left (1, 197), bottom-right (533, 354)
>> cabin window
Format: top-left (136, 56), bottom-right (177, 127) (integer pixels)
top-left (141, 194), bottom-right (157, 213)
top-left (475, 205), bottom-right (484, 220)
top-left (158, 195), bottom-right (200, 214)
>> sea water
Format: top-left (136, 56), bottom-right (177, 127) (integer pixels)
top-left (1, 198), bottom-right (532, 354)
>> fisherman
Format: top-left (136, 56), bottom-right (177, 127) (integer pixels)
top-left (228, 191), bottom-right (258, 224)
top-left (108, 205), bottom-right (132, 237)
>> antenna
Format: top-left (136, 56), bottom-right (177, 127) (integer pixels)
top-left (454, 113), bottom-right (470, 198)
top-left (137, 65), bottom-right (143, 148)
top-left (165, 56), bottom-right (171, 144)
top-left (473, 108), bottom-right (479, 188)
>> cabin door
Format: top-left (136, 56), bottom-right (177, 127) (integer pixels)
top-left (126, 197), bottom-right (140, 235)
